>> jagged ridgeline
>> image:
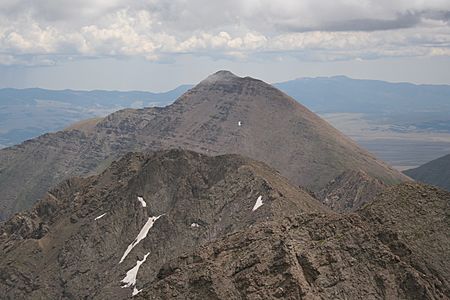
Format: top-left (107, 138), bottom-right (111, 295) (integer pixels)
top-left (1, 150), bottom-right (448, 299)
top-left (0, 150), bottom-right (326, 298)
top-left (0, 71), bottom-right (408, 220)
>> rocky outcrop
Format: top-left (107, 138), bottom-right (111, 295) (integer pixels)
top-left (135, 183), bottom-right (450, 300)
top-left (0, 149), bottom-right (325, 299)
top-left (137, 214), bottom-right (447, 300)
top-left (316, 169), bottom-right (386, 212)
top-left (359, 182), bottom-right (450, 296)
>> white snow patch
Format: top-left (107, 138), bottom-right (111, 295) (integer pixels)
top-left (238, 121), bottom-right (242, 126)
top-left (132, 287), bottom-right (142, 296)
top-left (190, 223), bottom-right (200, 228)
top-left (137, 196), bottom-right (147, 207)
top-left (121, 252), bottom-right (150, 295)
top-left (252, 195), bottom-right (263, 211)
top-left (119, 215), bottom-right (163, 264)
top-left (95, 213), bottom-right (107, 220)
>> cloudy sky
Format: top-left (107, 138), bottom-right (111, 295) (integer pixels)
top-left (1, 0), bottom-right (450, 91)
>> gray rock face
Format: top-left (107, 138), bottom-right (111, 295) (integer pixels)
top-left (0, 71), bottom-right (408, 219)
top-left (0, 149), bottom-right (325, 299)
top-left (316, 169), bottom-right (386, 212)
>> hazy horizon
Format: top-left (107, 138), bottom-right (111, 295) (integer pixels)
top-left (1, 0), bottom-right (450, 91)
top-left (2, 66), bottom-right (450, 93)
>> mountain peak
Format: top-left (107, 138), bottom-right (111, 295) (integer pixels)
top-left (202, 70), bottom-right (240, 83)
top-left (0, 71), bottom-right (408, 220)
top-left (213, 70), bottom-right (238, 77)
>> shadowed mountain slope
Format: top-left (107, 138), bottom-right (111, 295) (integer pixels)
top-left (0, 71), bottom-right (408, 219)
top-left (404, 154), bottom-right (450, 191)
top-left (0, 150), bottom-right (447, 299)
top-left (0, 149), bottom-right (325, 299)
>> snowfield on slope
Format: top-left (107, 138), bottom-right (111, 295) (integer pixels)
top-left (119, 215), bottom-right (163, 263)
top-left (121, 252), bottom-right (150, 296)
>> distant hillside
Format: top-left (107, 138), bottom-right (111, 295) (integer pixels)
top-left (0, 86), bottom-right (191, 148)
top-left (404, 154), bottom-right (450, 191)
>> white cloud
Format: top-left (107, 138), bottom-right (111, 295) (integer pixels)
top-left (0, 0), bottom-right (449, 65)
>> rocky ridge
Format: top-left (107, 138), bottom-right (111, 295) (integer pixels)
top-left (0, 150), bottom-right (448, 299)
top-left (0, 149), bottom-right (325, 299)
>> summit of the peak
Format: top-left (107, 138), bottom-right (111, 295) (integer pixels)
top-left (213, 70), bottom-right (238, 77)
top-left (201, 70), bottom-right (241, 83)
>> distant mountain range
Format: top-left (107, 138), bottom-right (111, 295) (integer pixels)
top-left (275, 75), bottom-right (450, 115)
top-left (1, 76), bottom-right (450, 169)
top-left (275, 76), bottom-right (450, 169)
top-left (0, 86), bottom-right (191, 148)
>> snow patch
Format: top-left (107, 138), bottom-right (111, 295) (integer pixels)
top-left (95, 213), bottom-right (107, 220)
top-left (137, 196), bottom-right (147, 207)
top-left (121, 252), bottom-right (150, 295)
top-left (190, 223), bottom-right (200, 228)
top-left (119, 215), bottom-right (163, 263)
top-left (252, 195), bottom-right (263, 211)
top-left (132, 287), bottom-right (142, 296)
